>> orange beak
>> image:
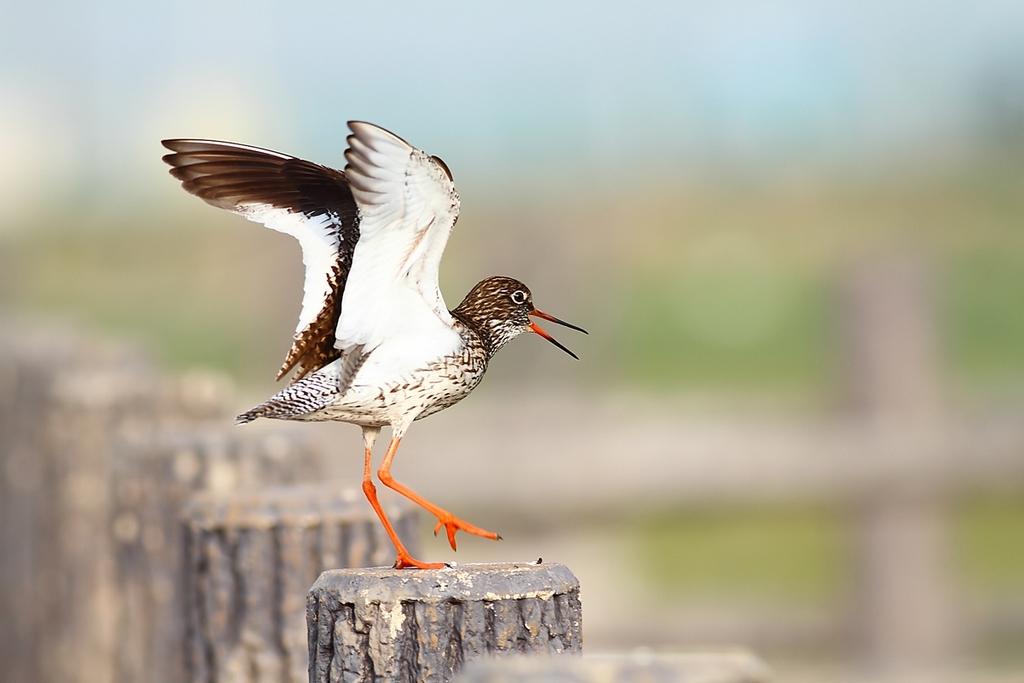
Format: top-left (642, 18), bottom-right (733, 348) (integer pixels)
top-left (528, 309), bottom-right (588, 360)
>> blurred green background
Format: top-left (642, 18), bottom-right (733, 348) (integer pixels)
top-left (2, 0), bottom-right (1024, 674)
top-left (7, 167), bottom-right (1024, 393)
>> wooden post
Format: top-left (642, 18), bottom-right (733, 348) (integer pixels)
top-left (0, 320), bottom-right (185, 683)
top-left (182, 485), bottom-right (420, 683)
top-left (840, 255), bottom-right (959, 670)
top-left (455, 651), bottom-right (771, 683)
top-left (110, 426), bottom-right (326, 683)
top-left (307, 562), bottom-right (582, 683)
top-left (840, 255), bottom-right (943, 422)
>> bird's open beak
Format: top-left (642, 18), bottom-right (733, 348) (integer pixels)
top-left (528, 310), bottom-right (588, 360)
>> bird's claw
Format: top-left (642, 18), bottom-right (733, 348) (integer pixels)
top-left (431, 514), bottom-right (500, 551)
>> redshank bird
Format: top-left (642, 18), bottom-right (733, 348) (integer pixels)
top-left (162, 121), bottom-right (586, 569)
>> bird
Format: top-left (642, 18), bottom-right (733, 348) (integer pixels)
top-left (161, 121), bottom-right (587, 569)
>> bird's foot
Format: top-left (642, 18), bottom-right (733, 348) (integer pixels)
top-left (392, 552), bottom-right (445, 570)
top-left (433, 513), bottom-right (501, 551)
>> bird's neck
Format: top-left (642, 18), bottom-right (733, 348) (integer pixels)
top-left (449, 308), bottom-right (496, 358)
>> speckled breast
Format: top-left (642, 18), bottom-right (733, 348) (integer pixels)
top-left (313, 329), bottom-right (490, 428)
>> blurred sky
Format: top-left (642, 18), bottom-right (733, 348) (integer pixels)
top-left (2, 0), bottom-right (1024, 230)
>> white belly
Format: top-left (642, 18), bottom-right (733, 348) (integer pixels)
top-left (304, 330), bottom-right (487, 430)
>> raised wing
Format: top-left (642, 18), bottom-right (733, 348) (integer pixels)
top-left (337, 122), bottom-right (461, 355)
top-left (161, 139), bottom-right (359, 381)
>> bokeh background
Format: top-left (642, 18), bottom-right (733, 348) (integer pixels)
top-left (3, 1), bottom-right (1024, 681)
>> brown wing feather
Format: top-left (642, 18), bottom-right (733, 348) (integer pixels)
top-left (162, 140), bottom-right (360, 381)
top-left (276, 263), bottom-right (343, 380)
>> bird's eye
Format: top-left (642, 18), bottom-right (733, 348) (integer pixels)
top-left (511, 290), bottom-right (527, 305)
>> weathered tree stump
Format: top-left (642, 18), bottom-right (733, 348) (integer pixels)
top-left (183, 485), bottom-right (420, 683)
top-left (307, 562), bottom-right (582, 683)
top-left (111, 426), bottom-right (326, 683)
top-left (455, 651), bottom-right (771, 683)
top-left (0, 319), bottom-right (230, 683)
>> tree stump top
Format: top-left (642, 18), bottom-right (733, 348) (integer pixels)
top-left (312, 561), bottom-right (578, 605)
top-left (308, 561), bottom-right (582, 682)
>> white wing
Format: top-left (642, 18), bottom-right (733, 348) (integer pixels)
top-left (336, 121), bottom-right (461, 355)
top-left (236, 204), bottom-right (341, 335)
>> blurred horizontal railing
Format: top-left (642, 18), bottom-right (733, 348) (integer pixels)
top-left (396, 402), bottom-right (1024, 515)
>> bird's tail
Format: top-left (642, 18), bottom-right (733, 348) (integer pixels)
top-left (234, 371), bottom-right (340, 424)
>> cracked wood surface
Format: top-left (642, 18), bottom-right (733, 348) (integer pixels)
top-left (307, 563), bottom-right (582, 683)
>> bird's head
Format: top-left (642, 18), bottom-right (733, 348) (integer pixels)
top-left (452, 276), bottom-right (587, 358)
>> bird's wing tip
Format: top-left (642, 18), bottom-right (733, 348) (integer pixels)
top-left (346, 121), bottom-right (413, 151)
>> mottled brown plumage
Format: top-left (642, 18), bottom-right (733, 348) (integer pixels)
top-left (276, 262), bottom-right (344, 381)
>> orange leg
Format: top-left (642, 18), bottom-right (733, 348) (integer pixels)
top-left (360, 432), bottom-right (443, 569)
top-left (377, 436), bottom-right (501, 551)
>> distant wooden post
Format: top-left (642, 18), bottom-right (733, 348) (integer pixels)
top-left (182, 485), bottom-right (420, 683)
top-left (840, 255), bottom-right (960, 670)
top-left (110, 426), bottom-right (326, 683)
top-left (307, 562), bottom-right (582, 683)
top-left (455, 651), bottom-right (771, 683)
top-left (0, 317), bottom-right (345, 683)
top-left (840, 255), bottom-right (943, 422)
top-left (0, 321), bottom-right (195, 683)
